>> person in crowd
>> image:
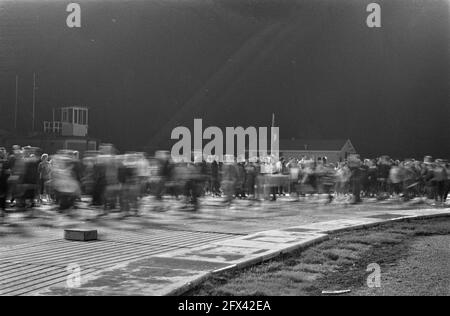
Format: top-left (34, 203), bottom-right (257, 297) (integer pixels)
top-left (348, 155), bottom-right (363, 204)
top-left (286, 158), bottom-right (300, 200)
top-left (444, 161), bottom-right (450, 203)
top-left (432, 159), bottom-right (448, 204)
top-left (81, 155), bottom-right (96, 199)
top-left (402, 160), bottom-right (417, 201)
top-left (245, 159), bottom-right (258, 200)
top-left (211, 159), bottom-right (221, 197)
top-left (335, 162), bottom-right (351, 197)
top-left (51, 152), bottom-right (81, 211)
top-left (236, 161), bottom-right (247, 199)
top-left (221, 155), bottom-right (238, 206)
top-left (118, 154), bottom-right (140, 216)
top-left (366, 159), bottom-right (378, 197)
top-left (92, 153), bottom-right (107, 207)
top-left (183, 158), bottom-right (203, 211)
top-left (155, 151), bottom-right (172, 201)
top-left (38, 154), bottom-right (52, 203)
top-left (301, 159), bottom-right (317, 198)
top-left (316, 159), bottom-right (336, 204)
top-left (275, 157), bottom-right (285, 196)
top-left (0, 148), bottom-right (10, 221)
top-left (7, 145), bottom-right (22, 207)
top-left (377, 156), bottom-right (391, 200)
top-left (20, 147), bottom-right (40, 211)
top-left (389, 161), bottom-right (403, 197)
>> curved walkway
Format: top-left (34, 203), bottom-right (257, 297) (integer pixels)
top-left (0, 198), bottom-right (449, 296)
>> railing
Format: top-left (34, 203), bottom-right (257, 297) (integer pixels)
top-left (43, 121), bottom-right (62, 134)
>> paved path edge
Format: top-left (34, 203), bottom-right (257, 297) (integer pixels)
top-left (166, 211), bottom-right (450, 296)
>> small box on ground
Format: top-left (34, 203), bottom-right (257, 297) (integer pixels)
top-left (64, 229), bottom-right (98, 241)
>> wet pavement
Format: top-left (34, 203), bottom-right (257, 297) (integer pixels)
top-left (0, 195), bottom-right (449, 295)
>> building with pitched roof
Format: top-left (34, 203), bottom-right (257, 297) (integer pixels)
top-left (280, 139), bottom-right (357, 163)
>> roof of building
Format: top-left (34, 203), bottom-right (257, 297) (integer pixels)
top-left (280, 139), bottom-right (353, 151)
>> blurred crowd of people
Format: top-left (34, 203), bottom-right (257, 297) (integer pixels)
top-left (160, 154), bottom-right (450, 208)
top-left (0, 144), bottom-right (150, 220)
top-left (0, 144), bottom-right (449, 222)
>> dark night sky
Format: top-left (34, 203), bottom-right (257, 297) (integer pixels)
top-left (0, 0), bottom-right (449, 158)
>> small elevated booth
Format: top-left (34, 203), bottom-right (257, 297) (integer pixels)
top-left (41, 107), bottom-right (98, 155)
top-left (2, 106), bottom-right (99, 156)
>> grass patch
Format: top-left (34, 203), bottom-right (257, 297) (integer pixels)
top-left (186, 216), bottom-right (450, 296)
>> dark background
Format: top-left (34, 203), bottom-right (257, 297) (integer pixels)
top-left (0, 0), bottom-right (448, 158)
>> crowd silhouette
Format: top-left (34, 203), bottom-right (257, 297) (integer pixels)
top-left (0, 144), bottom-right (449, 223)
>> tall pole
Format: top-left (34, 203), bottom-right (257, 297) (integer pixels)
top-left (32, 72), bottom-right (36, 132)
top-left (14, 75), bottom-right (18, 131)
